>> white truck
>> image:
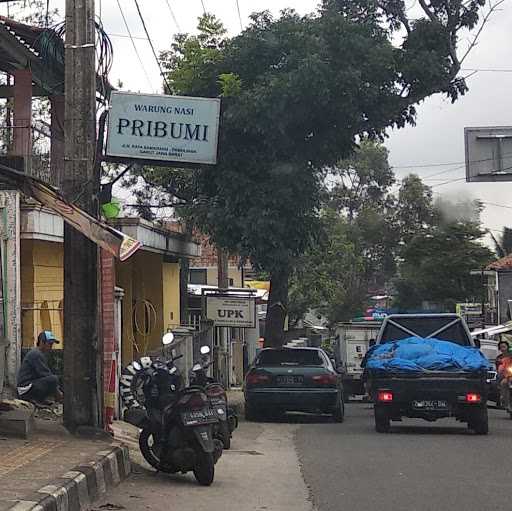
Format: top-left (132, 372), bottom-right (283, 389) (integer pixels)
top-left (334, 321), bottom-right (382, 399)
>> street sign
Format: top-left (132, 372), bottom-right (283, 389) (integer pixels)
top-left (465, 126), bottom-right (512, 182)
top-left (106, 91), bottom-right (221, 165)
top-left (206, 295), bottom-right (256, 328)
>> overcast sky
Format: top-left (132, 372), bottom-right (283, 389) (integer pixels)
top-left (7, 0), bottom-right (512, 239)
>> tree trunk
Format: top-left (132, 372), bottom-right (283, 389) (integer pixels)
top-left (264, 266), bottom-right (290, 348)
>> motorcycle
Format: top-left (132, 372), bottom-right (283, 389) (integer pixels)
top-left (122, 332), bottom-right (224, 486)
top-left (189, 345), bottom-right (238, 450)
top-left (506, 365), bottom-right (512, 419)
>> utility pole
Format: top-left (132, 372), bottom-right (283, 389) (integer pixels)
top-left (62, 0), bottom-right (99, 431)
top-left (217, 247), bottom-right (229, 386)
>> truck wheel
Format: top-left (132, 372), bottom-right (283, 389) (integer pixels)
top-left (374, 406), bottom-right (390, 433)
top-left (469, 408), bottom-right (489, 435)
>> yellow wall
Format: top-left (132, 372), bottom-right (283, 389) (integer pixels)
top-left (21, 240), bottom-right (64, 348)
top-left (116, 251), bottom-right (180, 362)
top-left (21, 239), bottom-right (183, 365)
top-left (163, 262), bottom-right (180, 331)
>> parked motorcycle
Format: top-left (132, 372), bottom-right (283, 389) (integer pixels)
top-left (189, 345), bottom-right (238, 450)
top-left (122, 333), bottom-right (223, 486)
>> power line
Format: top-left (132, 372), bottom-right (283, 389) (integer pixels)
top-left (482, 201), bottom-right (512, 211)
top-left (461, 68), bottom-right (512, 73)
top-left (235, 0), bottom-right (243, 31)
top-left (422, 164), bottom-right (466, 180)
top-left (133, 0), bottom-right (172, 92)
top-left (431, 177), bottom-right (466, 188)
top-left (431, 163), bottom-right (512, 188)
top-left (393, 152), bottom-right (512, 170)
top-left (116, 0), bottom-right (154, 90)
top-left (108, 32), bottom-right (148, 41)
top-left (163, 0), bottom-right (181, 32)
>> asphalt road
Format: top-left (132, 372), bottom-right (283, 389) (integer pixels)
top-left (296, 403), bottom-right (512, 511)
top-left (95, 405), bottom-right (512, 511)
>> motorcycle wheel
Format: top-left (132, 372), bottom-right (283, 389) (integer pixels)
top-left (220, 421), bottom-right (231, 450)
top-left (139, 429), bottom-right (174, 473)
top-left (193, 452), bottom-right (215, 486)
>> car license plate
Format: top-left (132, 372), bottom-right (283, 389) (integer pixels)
top-left (181, 408), bottom-right (217, 426)
top-left (276, 375), bottom-right (304, 385)
top-left (412, 400), bottom-right (448, 410)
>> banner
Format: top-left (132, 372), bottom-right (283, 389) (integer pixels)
top-left (0, 164), bottom-right (141, 261)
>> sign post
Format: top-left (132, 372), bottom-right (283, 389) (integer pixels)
top-left (206, 295), bottom-right (257, 328)
top-left (202, 288), bottom-right (257, 387)
top-left (106, 91), bottom-right (221, 166)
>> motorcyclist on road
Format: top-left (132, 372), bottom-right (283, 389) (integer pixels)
top-left (496, 340), bottom-right (512, 411)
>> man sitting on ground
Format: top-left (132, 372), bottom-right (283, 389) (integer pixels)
top-left (17, 331), bottom-right (63, 406)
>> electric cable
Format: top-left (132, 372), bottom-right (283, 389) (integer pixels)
top-left (116, 0), bottom-right (153, 90)
top-left (133, 0), bottom-right (172, 92)
top-left (393, 152), bottom-right (512, 169)
top-left (235, 0), bottom-right (243, 30)
top-left (164, 0), bottom-right (181, 31)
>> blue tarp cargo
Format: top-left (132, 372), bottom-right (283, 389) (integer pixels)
top-left (366, 336), bottom-right (491, 373)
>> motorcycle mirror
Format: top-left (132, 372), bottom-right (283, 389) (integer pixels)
top-left (200, 345), bottom-right (211, 355)
top-left (132, 361), bottom-right (142, 371)
top-left (162, 332), bottom-right (174, 346)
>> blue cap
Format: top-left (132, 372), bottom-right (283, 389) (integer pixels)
top-left (38, 331), bottom-right (60, 344)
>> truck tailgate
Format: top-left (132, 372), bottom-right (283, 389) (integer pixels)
top-left (369, 372), bottom-right (487, 402)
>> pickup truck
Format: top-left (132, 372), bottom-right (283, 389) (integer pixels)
top-left (366, 314), bottom-right (490, 435)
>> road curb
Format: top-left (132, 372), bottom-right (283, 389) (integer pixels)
top-left (8, 444), bottom-right (131, 511)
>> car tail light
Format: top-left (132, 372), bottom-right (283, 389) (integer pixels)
top-left (466, 393), bottom-right (482, 403)
top-left (246, 373), bottom-right (270, 385)
top-left (312, 374), bottom-right (337, 385)
top-left (377, 391), bottom-right (393, 402)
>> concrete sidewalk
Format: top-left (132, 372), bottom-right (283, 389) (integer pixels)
top-left (0, 418), bottom-right (130, 511)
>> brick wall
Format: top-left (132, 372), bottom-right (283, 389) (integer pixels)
top-left (100, 250), bottom-right (116, 429)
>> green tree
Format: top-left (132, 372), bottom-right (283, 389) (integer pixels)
top-left (329, 140), bottom-right (395, 220)
top-left (133, 0), bottom-right (497, 346)
top-left (395, 175), bottom-right (436, 245)
top-left (395, 199), bottom-right (494, 310)
top-left (289, 210), bottom-right (367, 325)
top-left (290, 142), bottom-right (399, 325)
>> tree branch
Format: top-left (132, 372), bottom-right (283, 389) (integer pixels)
top-left (417, 0), bottom-right (436, 22)
top-left (459, 0), bottom-right (505, 65)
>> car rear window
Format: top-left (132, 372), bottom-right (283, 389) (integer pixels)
top-left (256, 349), bottom-right (324, 366)
top-left (380, 317), bottom-right (471, 346)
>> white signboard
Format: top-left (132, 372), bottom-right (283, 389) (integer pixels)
top-left (206, 296), bottom-right (256, 328)
top-left (106, 91), bottom-right (221, 165)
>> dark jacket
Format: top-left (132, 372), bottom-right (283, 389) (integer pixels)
top-left (17, 348), bottom-right (52, 387)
